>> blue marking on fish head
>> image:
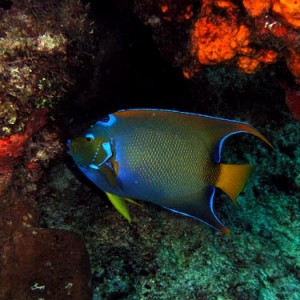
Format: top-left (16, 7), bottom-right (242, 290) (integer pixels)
top-left (88, 141), bottom-right (113, 170)
top-left (96, 114), bottom-right (116, 127)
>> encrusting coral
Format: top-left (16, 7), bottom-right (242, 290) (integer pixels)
top-left (131, 0), bottom-right (300, 119)
top-left (272, 0), bottom-right (300, 28)
top-left (0, 0), bottom-right (96, 137)
top-left (190, 0), bottom-right (300, 82)
top-left (0, 109), bottom-right (47, 196)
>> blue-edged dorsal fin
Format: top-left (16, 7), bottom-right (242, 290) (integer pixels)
top-left (114, 109), bottom-right (272, 163)
top-left (191, 115), bottom-right (272, 163)
top-left (162, 186), bottom-right (230, 233)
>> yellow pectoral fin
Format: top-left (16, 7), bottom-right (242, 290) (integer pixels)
top-left (124, 197), bottom-right (143, 207)
top-left (105, 192), bottom-right (142, 222)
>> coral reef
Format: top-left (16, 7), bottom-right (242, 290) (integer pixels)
top-left (0, 109), bottom-right (46, 195)
top-left (0, 0), bottom-right (96, 298)
top-left (190, 1), bottom-right (279, 75)
top-left (1, 1), bottom-right (299, 299)
top-left (272, 0), bottom-right (300, 28)
top-left (131, 0), bottom-right (300, 84)
top-left (130, 0), bottom-right (300, 119)
top-left (0, 113), bottom-right (92, 299)
top-left (41, 116), bottom-right (300, 299)
top-left (0, 0), bottom-right (96, 137)
top-left (56, 3), bottom-right (298, 298)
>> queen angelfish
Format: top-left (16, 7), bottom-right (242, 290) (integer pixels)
top-left (67, 109), bottom-right (272, 232)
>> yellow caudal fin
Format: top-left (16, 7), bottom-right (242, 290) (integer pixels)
top-left (105, 192), bottom-right (142, 222)
top-left (216, 164), bottom-right (256, 205)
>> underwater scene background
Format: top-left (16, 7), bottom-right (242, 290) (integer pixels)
top-left (0, 1), bottom-right (299, 299)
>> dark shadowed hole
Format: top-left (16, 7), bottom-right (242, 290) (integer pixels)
top-left (0, 0), bottom-right (13, 10)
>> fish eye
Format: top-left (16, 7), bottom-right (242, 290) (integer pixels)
top-left (85, 133), bottom-right (95, 142)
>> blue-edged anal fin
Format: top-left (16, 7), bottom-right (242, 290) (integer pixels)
top-left (105, 192), bottom-right (142, 222)
top-left (163, 186), bottom-right (230, 233)
top-left (195, 116), bottom-right (272, 163)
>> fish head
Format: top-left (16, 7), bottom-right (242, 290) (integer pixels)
top-left (67, 127), bottom-right (113, 170)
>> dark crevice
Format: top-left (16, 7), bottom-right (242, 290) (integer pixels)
top-left (0, 0), bottom-right (13, 10)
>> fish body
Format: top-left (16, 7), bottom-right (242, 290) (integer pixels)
top-left (67, 109), bottom-right (271, 232)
